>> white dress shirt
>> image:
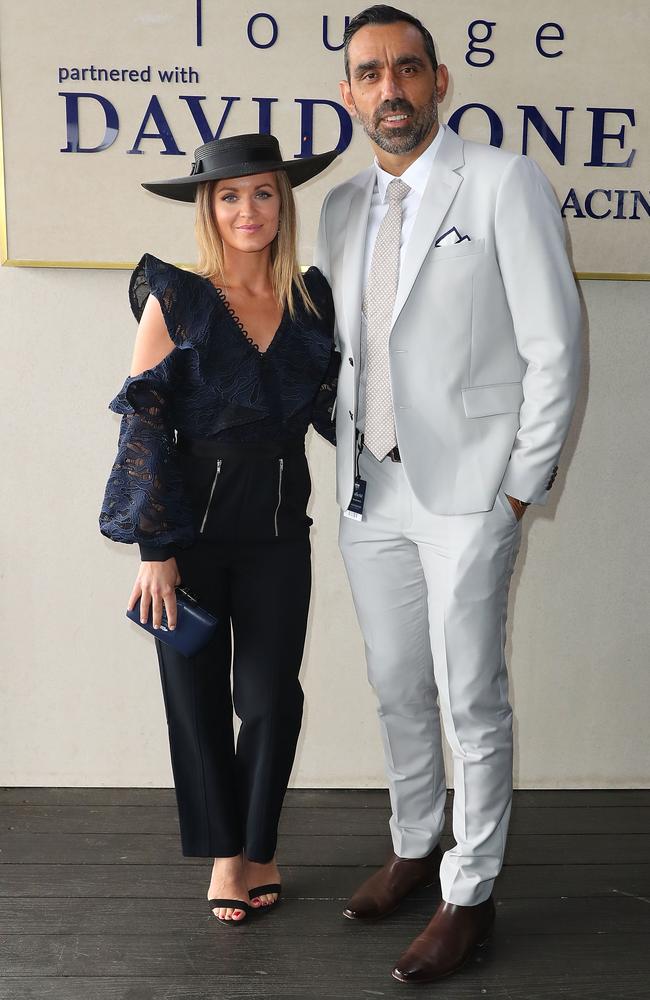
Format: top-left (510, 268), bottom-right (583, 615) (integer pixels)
top-left (357, 124), bottom-right (446, 434)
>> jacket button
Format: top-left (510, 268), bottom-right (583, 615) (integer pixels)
top-left (348, 357), bottom-right (354, 366)
top-left (349, 410), bottom-right (353, 420)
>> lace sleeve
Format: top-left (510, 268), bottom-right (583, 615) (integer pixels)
top-left (304, 266), bottom-right (339, 446)
top-left (99, 373), bottom-right (195, 560)
top-left (99, 252), bottom-right (197, 561)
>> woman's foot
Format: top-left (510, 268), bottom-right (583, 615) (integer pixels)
top-left (207, 853), bottom-right (250, 922)
top-left (245, 855), bottom-right (281, 909)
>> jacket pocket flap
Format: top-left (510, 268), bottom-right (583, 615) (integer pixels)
top-left (462, 382), bottom-right (524, 418)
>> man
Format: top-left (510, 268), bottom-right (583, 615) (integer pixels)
top-left (315, 4), bottom-right (581, 986)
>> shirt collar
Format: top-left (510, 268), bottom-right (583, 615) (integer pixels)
top-left (374, 123), bottom-right (446, 203)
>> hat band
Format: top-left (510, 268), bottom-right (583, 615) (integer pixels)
top-left (190, 145), bottom-right (282, 176)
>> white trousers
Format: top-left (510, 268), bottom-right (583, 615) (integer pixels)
top-left (339, 446), bottom-right (522, 906)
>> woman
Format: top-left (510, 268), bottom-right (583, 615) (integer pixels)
top-left (99, 133), bottom-right (339, 925)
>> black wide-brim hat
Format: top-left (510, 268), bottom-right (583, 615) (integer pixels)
top-left (142, 133), bottom-right (338, 202)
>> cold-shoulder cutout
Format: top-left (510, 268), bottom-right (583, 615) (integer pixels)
top-left (129, 252), bottom-right (203, 349)
top-left (128, 291), bottom-right (179, 379)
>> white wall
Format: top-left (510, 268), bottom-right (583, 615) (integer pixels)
top-left (1, 265), bottom-right (648, 787)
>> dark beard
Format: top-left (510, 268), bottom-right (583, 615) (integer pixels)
top-left (355, 96), bottom-right (439, 155)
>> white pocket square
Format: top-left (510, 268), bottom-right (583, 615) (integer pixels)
top-left (434, 227), bottom-right (471, 248)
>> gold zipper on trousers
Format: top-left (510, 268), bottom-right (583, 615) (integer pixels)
top-left (274, 458), bottom-right (284, 537)
top-left (199, 458), bottom-right (222, 533)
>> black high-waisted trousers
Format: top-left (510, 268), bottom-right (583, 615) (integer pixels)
top-left (153, 434), bottom-right (312, 862)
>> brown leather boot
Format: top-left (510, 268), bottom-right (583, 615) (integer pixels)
top-left (391, 896), bottom-right (495, 983)
top-left (343, 845), bottom-right (442, 920)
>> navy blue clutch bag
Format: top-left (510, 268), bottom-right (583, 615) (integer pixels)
top-left (126, 587), bottom-right (219, 657)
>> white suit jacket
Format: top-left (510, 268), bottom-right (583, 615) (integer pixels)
top-left (315, 125), bottom-right (581, 513)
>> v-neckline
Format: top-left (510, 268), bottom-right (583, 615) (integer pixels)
top-left (201, 276), bottom-right (287, 357)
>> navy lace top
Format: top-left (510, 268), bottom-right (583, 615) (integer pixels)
top-left (99, 252), bottom-right (338, 560)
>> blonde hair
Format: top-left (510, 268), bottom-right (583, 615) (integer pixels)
top-left (193, 170), bottom-right (319, 320)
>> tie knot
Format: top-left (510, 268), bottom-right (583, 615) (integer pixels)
top-left (387, 177), bottom-right (410, 206)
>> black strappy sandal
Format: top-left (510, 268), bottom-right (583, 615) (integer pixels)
top-left (208, 897), bottom-right (252, 926)
top-left (248, 883), bottom-right (282, 912)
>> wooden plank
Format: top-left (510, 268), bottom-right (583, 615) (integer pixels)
top-left (0, 832), bottom-right (390, 866)
top-left (0, 895), bottom-right (648, 937)
top-left (2, 787), bottom-right (649, 808)
top-left (501, 834), bottom-right (650, 865)
top-left (0, 788), bottom-right (179, 807)
top-left (1, 863), bottom-right (648, 900)
top-left (2, 832), bottom-right (649, 866)
top-left (0, 928), bottom-right (647, 978)
top-left (1, 805), bottom-right (183, 836)
top-left (3, 804), bottom-right (650, 836)
top-left (491, 807), bottom-right (650, 835)
top-left (287, 789), bottom-right (392, 808)
top-left (293, 805), bottom-right (650, 836)
top-left (509, 789), bottom-right (650, 808)
top-left (0, 788), bottom-right (393, 808)
top-left (1, 972), bottom-right (649, 1000)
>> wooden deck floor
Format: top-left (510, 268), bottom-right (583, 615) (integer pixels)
top-left (1, 788), bottom-right (649, 999)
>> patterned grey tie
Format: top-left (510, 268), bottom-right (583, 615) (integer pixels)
top-left (363, 177), bottom-right (410, 461)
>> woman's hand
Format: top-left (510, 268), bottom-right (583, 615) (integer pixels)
top-left (128, 558), bottom-right (182, 630)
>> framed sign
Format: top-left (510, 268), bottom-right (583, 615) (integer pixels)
top-left (0, 0), bottom-right (648, 277)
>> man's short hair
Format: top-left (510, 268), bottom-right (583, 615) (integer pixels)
top-left (343, 4), bottom-right (439, 81)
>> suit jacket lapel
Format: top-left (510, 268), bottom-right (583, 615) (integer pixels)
top-left (340, 167), bottom-right (374, 358)
top-left (392, 127), bottom-right (466, 328)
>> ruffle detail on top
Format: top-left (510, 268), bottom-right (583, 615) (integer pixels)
top-left (122, 253), bottom-right (334, 437)
top-left (128, 253), bottom-right (269, 434)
